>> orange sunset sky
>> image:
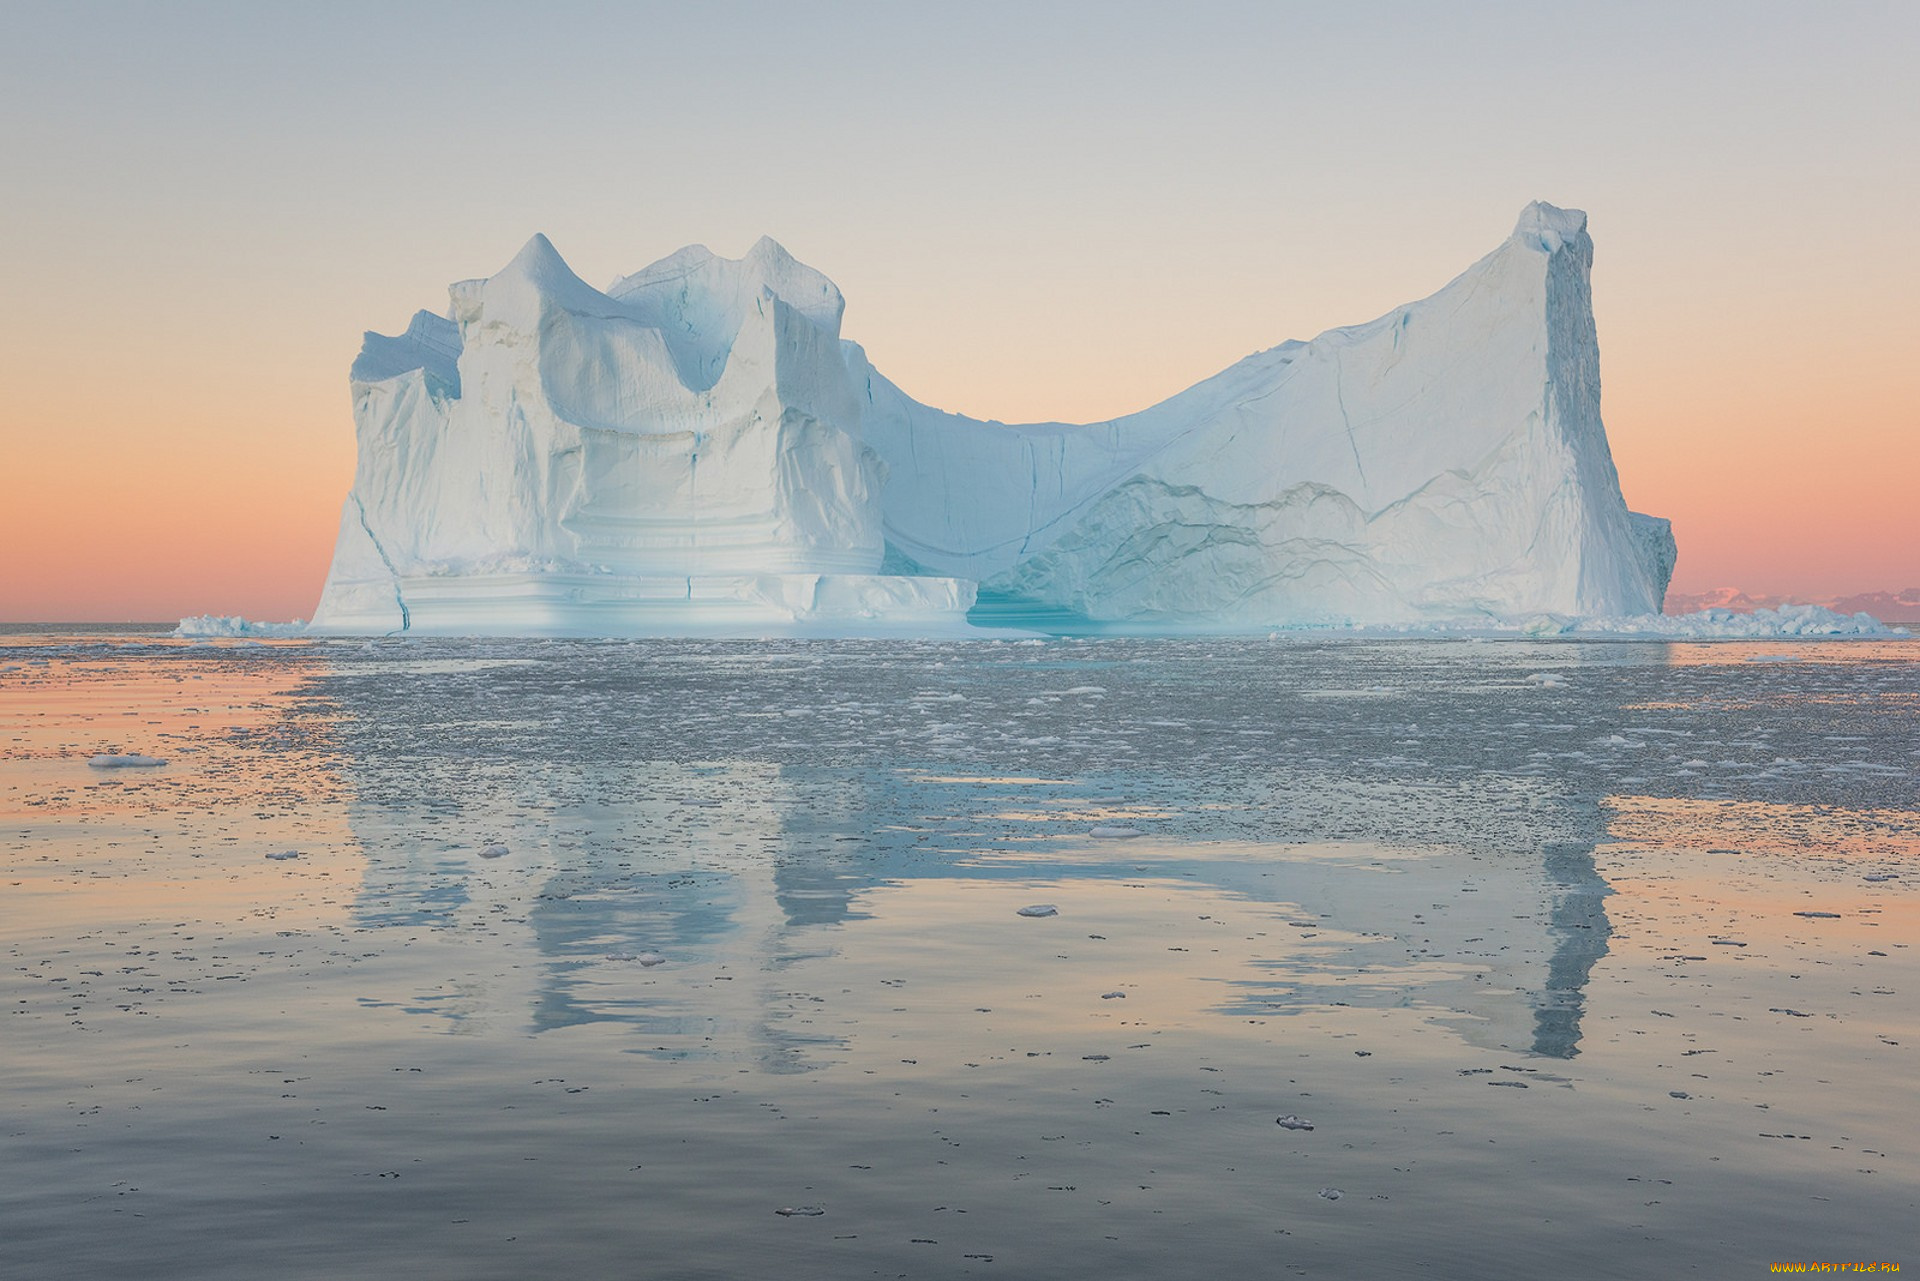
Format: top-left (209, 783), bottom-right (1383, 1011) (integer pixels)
top-left (2, 2), bottom-right (1916, 622)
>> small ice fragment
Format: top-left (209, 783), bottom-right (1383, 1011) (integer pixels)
top-left (1793, 911), bottom-right (1841, 919)
top-left (265, 850), bottom-right (300, 861)
top-left (775, 1206), bottom-right (825, 1217)
top-left (1089, 825), bottom-right (1142, 839)
top-left (1523, 673), bottom-right (1566, 687)
top-left (1017, 904), bottom-right (1059, 918)
top-left (1100, 991), bottom-right (1126, 1000)
top-left (88, 754), bottom-right (165, 769)
top-left (479, 844), bottom-right (509, 859)
top-left (1317, 1188), bottom-right (1343, 1201)
top-left (635, 952), bottom-right (667, 967)
top-left (1276, 1114), bottom-right (1314, 1131)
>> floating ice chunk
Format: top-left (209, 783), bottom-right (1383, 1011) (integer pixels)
top-left (1317, 1188), bottom-right (1343, 1201)
top-left (88, 754), bottom-right (165, 768)
top-left (479, 844), bottom-right (509, 859)
top-left (1565, 604), bottom-right (1901, 638)
top-left (1276, 1114), bottom-right (1315, 1131)
top-left (1089, 825), bottom-right (1143, 839)
top-left (1017, 904), bottom-right (1059, 918)
top-left (174, 615), bottom-right (307, 638)
top-left (1523, 673), bottom-right (1566, 687)
top-left (265, 851), bottom-right (301, 861)
top-left (1060, 686), bottom-right (1106, 696)
top-left (636, 952), bottom-right (667, 967)
top-left (775, 1206), bottom-right (825, 1217)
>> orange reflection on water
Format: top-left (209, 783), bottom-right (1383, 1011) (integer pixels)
top-left (1599, 794), bottom-right (1917, 996)
top-left (1605, 794), bottom-right (1920, 862)
top-left (0, 643), bottom-right (361, 933)
top-left (1650, 640), bottom-right (1920, 668)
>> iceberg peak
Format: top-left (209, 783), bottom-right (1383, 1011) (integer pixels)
top-left (468, 232), bottom-right (621, 321)
top-left (507, 230), bottom-right (567, 273)
top-left (1512, 201), bottom-right (1589, 253)
top-left (608, 235), bottom-right (844, 340)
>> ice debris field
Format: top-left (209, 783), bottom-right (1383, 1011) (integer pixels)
top-left (279, 202), bottom-right (1899, 641)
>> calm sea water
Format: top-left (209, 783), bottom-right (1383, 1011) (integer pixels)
top-left (3, 629), bottom-right (1914, 1278)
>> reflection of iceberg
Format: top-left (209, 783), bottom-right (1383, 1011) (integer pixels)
top-left (1533, 840), bottom-right (1613, 1057)
top-left (346, 757), bottom-right (835, 1062)
top-left (331, 680), bottom-right (1613, 1059)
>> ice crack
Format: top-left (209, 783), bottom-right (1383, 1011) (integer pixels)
top-left (351, 492), bottom-right (411, 632)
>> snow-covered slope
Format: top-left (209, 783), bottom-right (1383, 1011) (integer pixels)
top-left (851, 203), bottom-right (1674, 627)
top-left (313, 202), bottom-right (1673, 635)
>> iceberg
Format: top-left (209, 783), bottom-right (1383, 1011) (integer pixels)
top-left (312, 202), bottom-right (1675, 636)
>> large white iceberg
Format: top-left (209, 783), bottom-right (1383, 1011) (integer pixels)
top-left (311, 202), bottom-right (1675, 635)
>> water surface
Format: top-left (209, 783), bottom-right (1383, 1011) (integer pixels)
top-left (3, 631), bottom-right (1914, 1277)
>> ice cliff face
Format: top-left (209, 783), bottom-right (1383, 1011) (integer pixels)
top-left (312, 202), bottom-right (1674, 635)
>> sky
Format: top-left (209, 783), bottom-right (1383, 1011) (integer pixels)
top-left (2, 0), bottom-right (1915, 621)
